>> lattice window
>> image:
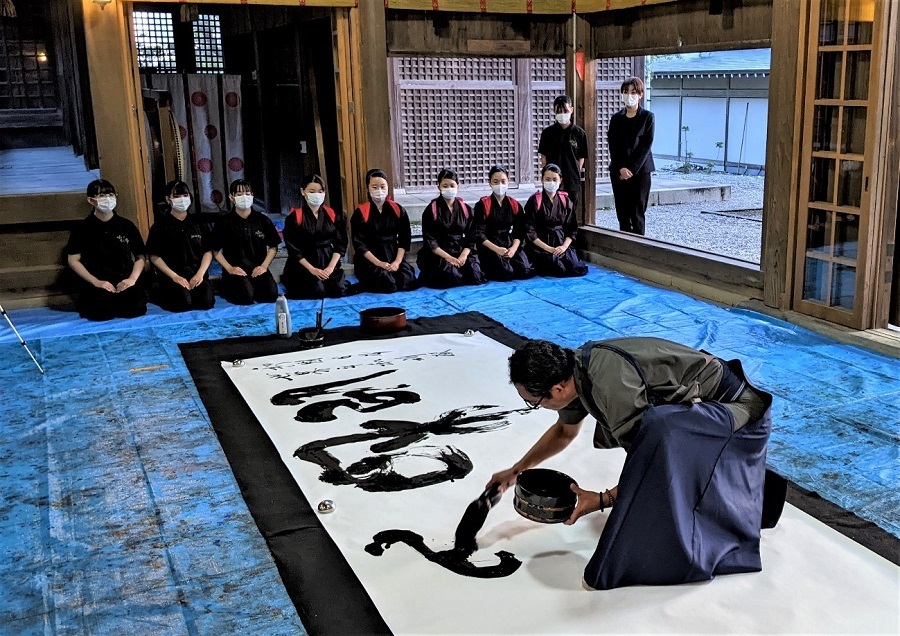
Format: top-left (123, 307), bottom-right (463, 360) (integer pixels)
top-left (596, 57), bottom-right (633, 78)
top-left (532, 58), bottom-right (565, 82)
top-left (399, 88), bottom-right (516, 187)
top-left (133, 11), bottom-right (177, 73)
top-left (397, 57), bottom-right (514, 82)
top-left (596, 58), bottom-right (636, 180)
top-left (0, 5), bottom-right (58, 110)
top-left (193, 15), bottom-right (224, 74)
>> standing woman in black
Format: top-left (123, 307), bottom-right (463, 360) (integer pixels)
top-left (416, 168), bottom-right (485, 289)
top-left (608, 76), bottom-right (655, 235)
top-left (350, 168), bottom-right (417, 293)
top-left (523, 164), bottom-right (588, 278)
top-left (281, 174), bottom-right (350, 299)
top-left (473, 165), bottom-right (534, 282)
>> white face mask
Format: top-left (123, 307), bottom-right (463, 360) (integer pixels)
top-left (440, 187), bottom-right (458, 201)
top-left (170, 196), bottom-right (191, 212)
top-left (95, 196), bottom-right (117, 214)
top-left (555, 112), bottom-right (572, 125)
top-left (491, 184), bottom-right (508, 198)
top-left (622, 94), bottom-right (640, 108)
top-left (542, 180), bottom-right (561, 194)
top-left (369, 190), bottom-right (388, 205)
top-left (305, 192), bottom-right (326, 207)
top-left (234, 194), bottom-right (254, 210)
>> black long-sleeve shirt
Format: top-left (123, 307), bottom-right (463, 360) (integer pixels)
top-left (607, 107), bottom-right (655, 176)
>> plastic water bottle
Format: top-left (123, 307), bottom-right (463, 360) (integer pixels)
top-left (275, 294), bottom-right (292, 338)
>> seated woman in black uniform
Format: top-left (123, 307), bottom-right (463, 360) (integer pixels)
top-left (416, 168), bottom-right (485, 289)
top-left (473, 165), bottom-right (534, 282)
top-left (523, 163), bottom-right (588, 278)
top-left (350, 168), bottom-right (417, 293)
top-left (64, 179), bottom-right (148, 320)
top-left (281, 174), bottom-right (350, 299)
top-left (146, 180), bottom-right (216, 312)
top-left (214, 179), bottom-right (280, 305)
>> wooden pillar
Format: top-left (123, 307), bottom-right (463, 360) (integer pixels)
top-left (354, 2), bottom-right (392, 199)
top-left (567, 14), bottom-right (594, 225)
top-left (81, 0), bottom-right (151, 236)
top-left (515, 58), bottom-right (534, 186)
top-left (761, 0), bottom-right (808, 310)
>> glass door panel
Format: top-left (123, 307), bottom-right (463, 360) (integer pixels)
top-left (820, 0), bottom-right (846, 44)
top-left (845, 51), bottom-right (871, 99)
top-left (803, 257), bottom-right (830, 302)
top-left (810, 157), bottom-right (836, 203)
top-left (813, 105), bottom-right (840, 151)
top-left (834, 212), bottom-right (860, 258)
top-left (816, 52), bottom-right (843, 98)
top-left (846, 0), bottom-right (875, 44)
top-left (806, 209), bottom-right (832, 255)
top-left (831, 263), bottom-right (856, 309)
top-left (837, 159), bottom-right (863, 206)
top-left (841, 106), bottom-right (866, 153)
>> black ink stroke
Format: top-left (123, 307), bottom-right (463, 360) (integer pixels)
top-left (365, 530), bottom-right (521, 579)
top-left (293, 387), bottom-right (421, 423)
top-left (294, 406), bottom-right (525, 492)
top-left (270, 370), bottom-right (397, 405)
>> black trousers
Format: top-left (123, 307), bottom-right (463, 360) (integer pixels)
top-left (565, 184), bottom-right (580, 215)
top-left (281, 260), bottom-right (350, 299)
top-left (74, 280), bottom-right (148, 321)
top-left (611, 171), bottom-right (651, 235)
top-left (154, 276), bottom-right (215, 312)
top-left (219, 270), bottom-right (278, 305)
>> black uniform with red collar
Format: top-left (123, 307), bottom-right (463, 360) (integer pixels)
top-left (416, 196), bottom-right (485, 289)
top-left (350, 197), bottom-right (417, 293)
top-left (64, 212), bottom-right (148, 320)
top-left (281, 201), bottom-right (350, 299)
top-left (473, 194), bottom-right (534, 282)
top-left (523, 190), bottom-right (588, 278)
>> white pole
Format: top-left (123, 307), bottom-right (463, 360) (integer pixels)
top-left (0, 303), bottom-right (44, 374)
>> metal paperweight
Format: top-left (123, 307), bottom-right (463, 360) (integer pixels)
top-left (317, 499), bottom-right (335, 514)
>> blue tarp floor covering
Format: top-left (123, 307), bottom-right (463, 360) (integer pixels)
top-left (1, 264), bottom-right (897, 634)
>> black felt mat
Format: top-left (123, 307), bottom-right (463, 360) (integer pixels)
top-left (179, 311), bottom-right (899, 635)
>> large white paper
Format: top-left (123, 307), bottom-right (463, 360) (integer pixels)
top-left (224, 333), bottom-right (899, 634)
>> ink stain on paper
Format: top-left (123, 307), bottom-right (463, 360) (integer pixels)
top-left (365, 530), bottom-right (521, 579)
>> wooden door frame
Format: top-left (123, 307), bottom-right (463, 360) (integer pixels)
top-left (870, 0), bottom-right (899, 328)
top-left (791, 0), bottom-right (888, 329)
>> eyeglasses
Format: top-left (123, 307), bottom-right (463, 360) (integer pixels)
top-left (523, 394), bottom-right (546, 410)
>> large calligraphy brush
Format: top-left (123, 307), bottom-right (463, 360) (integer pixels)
top-left (453, 484), bottom-right (502, 558)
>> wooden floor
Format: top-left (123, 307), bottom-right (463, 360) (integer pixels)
top-left (0, 147), bottom-right (100, 196)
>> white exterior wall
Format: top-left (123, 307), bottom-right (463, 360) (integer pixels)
top-left (647, 74), bottom-right (769, 169)
top-left (726, 97), bottom-right (768, 166)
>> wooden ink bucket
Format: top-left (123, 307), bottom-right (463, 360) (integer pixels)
top-left (513, 468), bottom-right (577, 524)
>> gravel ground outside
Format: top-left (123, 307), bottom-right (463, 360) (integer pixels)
top-left (593, 169), bottom-right (766, 264)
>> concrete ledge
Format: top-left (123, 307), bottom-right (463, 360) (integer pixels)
top-left (578, 226), bottom-right (763, 304)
